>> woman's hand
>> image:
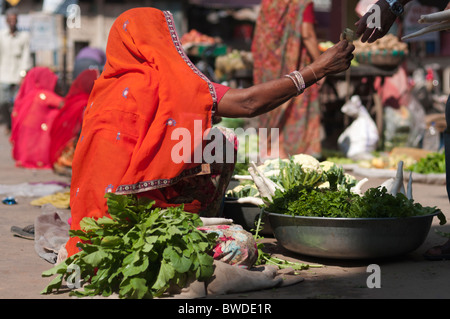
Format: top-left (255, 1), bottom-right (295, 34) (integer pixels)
top-left (310, 40), bottom-right (355, 78)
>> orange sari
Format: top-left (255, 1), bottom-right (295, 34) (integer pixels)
top-left (66, 8), bottom-right (220, 257)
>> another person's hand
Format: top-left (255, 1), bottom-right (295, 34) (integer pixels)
top-left (311, 40), bottom-right (355, 77)
top-left (355, 0), bottom-right (398, 43)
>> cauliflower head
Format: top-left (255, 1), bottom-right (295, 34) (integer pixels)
top-left (291, 154), bottom-right (322, 174)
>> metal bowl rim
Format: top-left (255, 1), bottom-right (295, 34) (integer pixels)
top-left (264, 209), bottom-right (440, 222)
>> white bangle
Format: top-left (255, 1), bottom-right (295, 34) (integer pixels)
top-left (292, 70), bottom-right (306, 91)
top-left (284, 71), bottom-right (305, 96)
top-left (284, 74), bottom-right (301, 95)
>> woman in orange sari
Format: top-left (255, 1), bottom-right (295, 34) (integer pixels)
top-left (10, 67), bottom-right (63, 169)
top-left (252, 0), bottom-right (323, 158)
top-left (50, 69), bottom-right (99, 174)
top-left (65, 7), bottom-right (354, 261)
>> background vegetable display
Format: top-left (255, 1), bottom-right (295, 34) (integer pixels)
top-left (407, 151), bottom-right (445, 174)
top-left (41, 194), bottom-right (217, 299)
top-left (354, 33), bottom-right (408, 66)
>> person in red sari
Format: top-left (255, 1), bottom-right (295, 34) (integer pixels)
top-left (10, 67), bottom-right (63, 169)
top-left (252, 0), bottom-right (323, 158)
top-left (50, 69), bottom-right (99, 174)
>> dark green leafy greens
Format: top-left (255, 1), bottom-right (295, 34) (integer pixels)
top-left (322, 163), bottom-right (357, 192)
top-left (266, 185), bottom-right (445, 223)
top-left (41, 193), bottom-right (217, 299)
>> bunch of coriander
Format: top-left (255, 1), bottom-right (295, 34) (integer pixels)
top-left (41, 193), bottom-right (217, 299)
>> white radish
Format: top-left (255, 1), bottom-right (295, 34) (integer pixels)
top-left (351, 177), bottom-right (369, 196)
top-left (402, 21), bottom-right (450, 40)
top-left (200, 217), bottom-right (234, 226)
top-left (406, 172), bottom-right (413, 200)
top-left (380, 177), bottom-right (395, 193)
top-left (390, 161), bottom-right (405, 196)
top-left (248, 162), bottom-right (283, 203)
top-left (418, 9), bottom-right (450, 24)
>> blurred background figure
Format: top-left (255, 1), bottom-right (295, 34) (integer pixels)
top-left (50, 69), bottom-right (99, 176)
top-left (251, 0), bottom-right (323, 159)
top-left (0, 7), bottom-right (32, 133)
top-left (9, 66), bottom-right (63, 169)
top-left (72, 46), bottom-right (106, 80)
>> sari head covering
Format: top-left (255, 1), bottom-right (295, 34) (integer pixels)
top-left (49, 69), bottom-right (99, 165)
top-left (251, 0), bottom-right (321, 158)
top-left (66, 8), bottom-right (218, 256)
top-left (10, 67), bottom-right (63, 168)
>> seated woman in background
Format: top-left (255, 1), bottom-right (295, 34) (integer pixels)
top-left (72, 47), bottom-right (106, 80)
top-left (10, 67), bottom-right (99, 171)
top-left (10, 67), bottom-right (63, 169)
top-left (50, 69), bottom-right (99, 176)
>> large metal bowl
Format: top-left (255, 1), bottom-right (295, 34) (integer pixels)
top-left (266, 211), bottom-right (440, 259)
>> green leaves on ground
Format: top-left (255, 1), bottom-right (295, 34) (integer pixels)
top-left (41, 193), bottom-right (217, 298)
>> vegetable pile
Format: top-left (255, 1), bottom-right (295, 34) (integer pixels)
top-left (267, 185), bottom-right (443, 221)
top-left (407, 151), bottom-right (445, 174)
top-left (180, 29), bottom-right (217, 45)
top-left (230, 153), bottom-right (444, 222)
top-left (354, 34), bottom-right (408, 55)
top-left (229, 154), bottom-right (358, 200)
top-left (262, 156), bottom-right (445, 223)
top-left (215, 49), bottom-right (253, 80)
top-left (41, 194), bottom-right (217, 299)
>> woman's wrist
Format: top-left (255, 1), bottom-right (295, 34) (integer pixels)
top-left (300, 63), bottom-right (324, 86)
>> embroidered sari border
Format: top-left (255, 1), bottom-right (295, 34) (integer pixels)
top-left (163, 11), bottom-right (218, 115)
top-left (115, 163), bottom-right (211, 194)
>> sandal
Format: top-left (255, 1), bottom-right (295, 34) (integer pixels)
top-left (423, 241), bottom-right (450, 261)
top-left (10, 224), bottom-right (34, 240)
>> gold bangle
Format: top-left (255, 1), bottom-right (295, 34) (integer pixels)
top-left (306, 65), bottom-right (318, 82)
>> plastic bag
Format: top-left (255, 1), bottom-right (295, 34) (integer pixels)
top-left (338, 95), bottom-right (379, 160)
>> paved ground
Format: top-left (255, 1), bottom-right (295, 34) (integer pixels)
top-left (1, 123), bottom-right (450, 300)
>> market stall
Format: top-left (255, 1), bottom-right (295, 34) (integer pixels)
top-left (320, 33), bottom-right (410, 153)
top-left (182, 1), bottom-right (257, 85)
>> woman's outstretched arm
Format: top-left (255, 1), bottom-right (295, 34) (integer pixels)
top-left (215, 40), bottom-right (355, 118)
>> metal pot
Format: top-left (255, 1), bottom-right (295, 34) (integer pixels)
top-left (266, 211), bottom-right (439, 259)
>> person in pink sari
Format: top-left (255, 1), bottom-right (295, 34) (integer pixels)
top-left (251, 0), bottom-right (323, 159)
top-left (10, 67), bottom-right (63, 169)
top-left (50, 69), bottom-right (99, 173)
